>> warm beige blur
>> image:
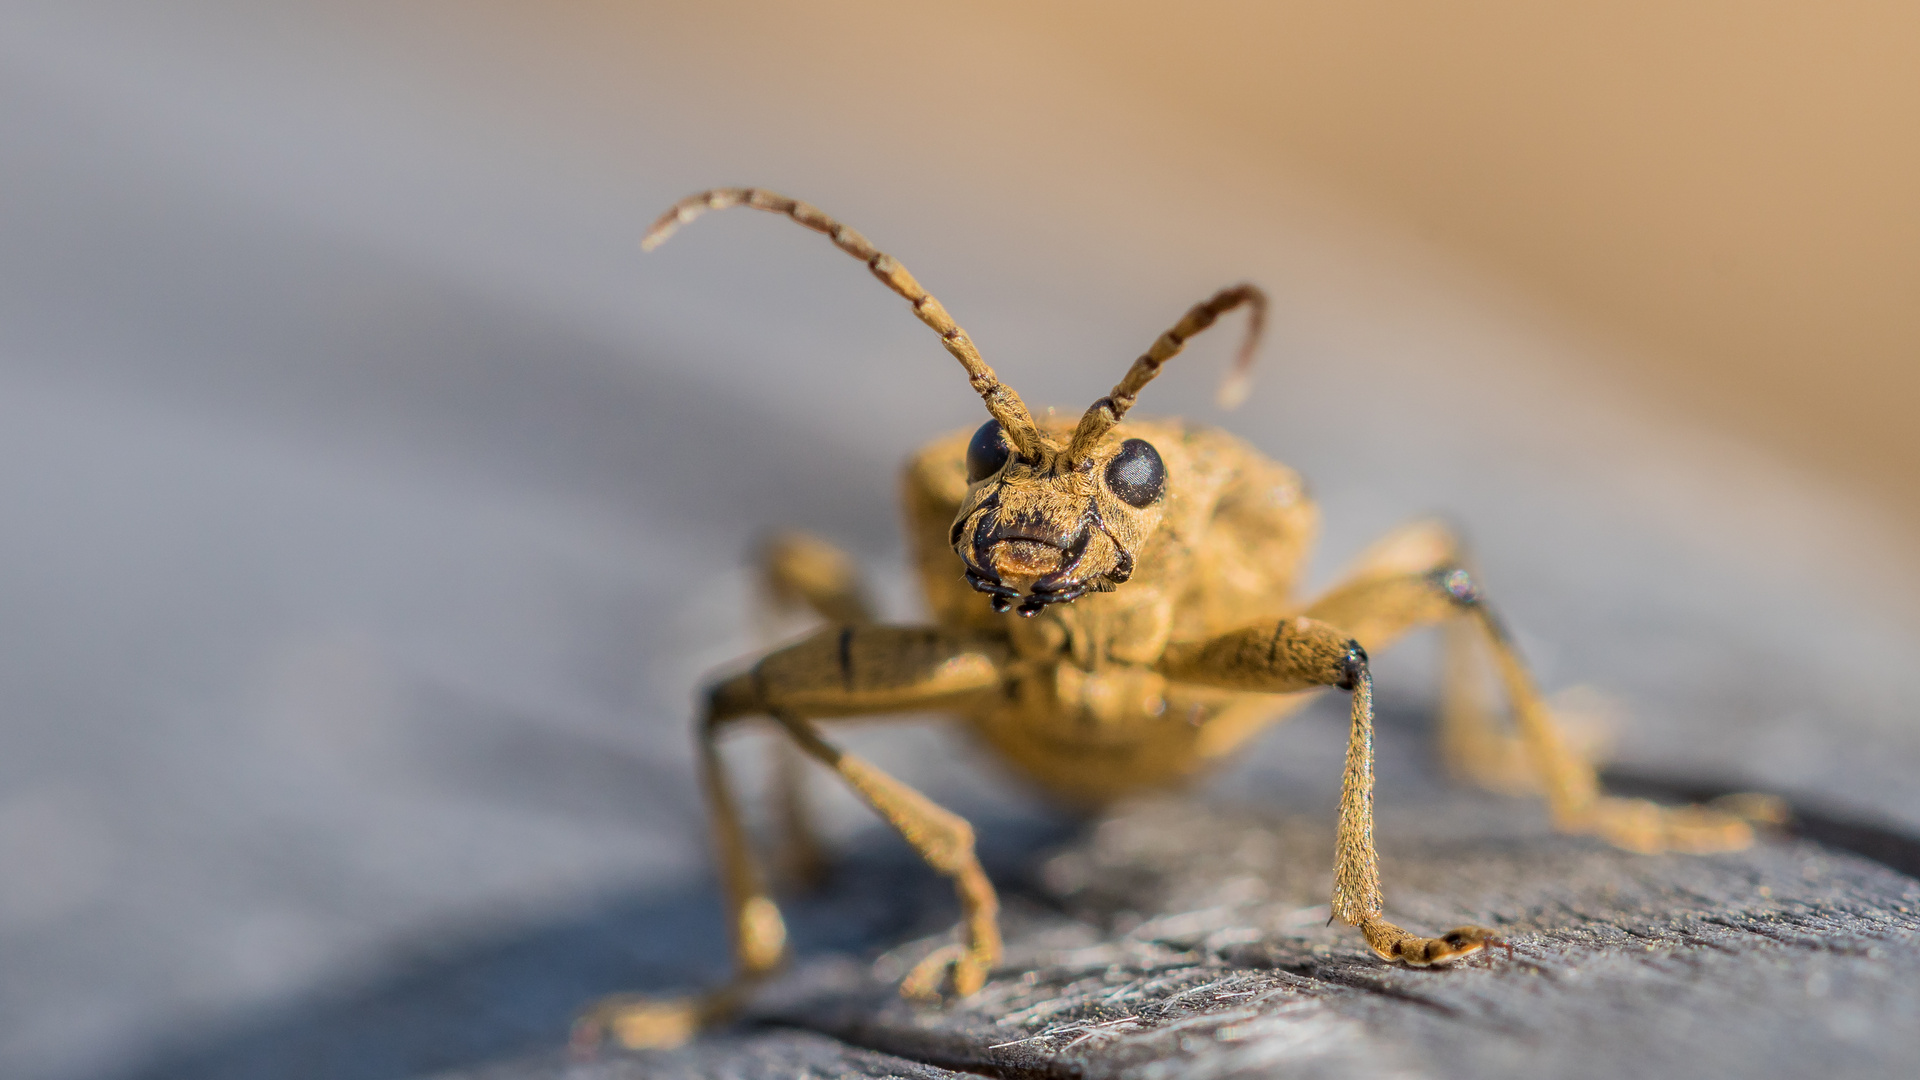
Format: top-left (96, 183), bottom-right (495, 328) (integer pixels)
top-left (1015, 1), bottom-right (1920, 526)
top-left (433, 1), bottom-right (1917, 526)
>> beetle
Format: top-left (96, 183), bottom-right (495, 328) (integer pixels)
top-left (576, 188), bottom-right (1757, 1050)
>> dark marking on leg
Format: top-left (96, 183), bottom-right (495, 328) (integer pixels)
top-left (1338, 641), bottom-right (1368, 691)
top-left (836, 627), bottom-right (855, 689)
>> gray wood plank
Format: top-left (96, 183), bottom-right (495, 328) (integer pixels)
top-left (429, 699), bottom-right (1920, 1080)
top-left (436, 1030), bottom-right (968, 1080)
top-left (766, 797), bottom-right (1920, 1080)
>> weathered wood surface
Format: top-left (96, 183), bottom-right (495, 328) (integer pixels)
top-left (431, 710), bottom-right (1920, 1080)
top-left (446, 1031), bottom-right (967, 1080)
top-left (765, 802), bottom-right (1920, 1080)
top-left (15, 16), bottom-right (1920, 1080)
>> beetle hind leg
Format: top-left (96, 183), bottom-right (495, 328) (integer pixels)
top-left (572, 698), bottom-right (791, 1052)
top-left (1437, 618), bottom-right (1538, 794)
top-left (1438, 621), bottom-right (1618, 796)
top-left (1304, 521), bottom-right (1755, 855)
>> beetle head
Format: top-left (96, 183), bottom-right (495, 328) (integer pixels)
top-left (951, 421), bottom-right (1167, 617)
top-left (637, 188), bottom-right (1265, 619)
top-left (949, 280), bottom-right (1268, 618)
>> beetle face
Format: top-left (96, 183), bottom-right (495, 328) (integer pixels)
top-left (950, 420), bottom-right (1167, 616)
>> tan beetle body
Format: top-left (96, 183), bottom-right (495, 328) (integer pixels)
top-left (903, 417), bottom-right (1318, 806)
top-left (574, 188), bottom-right (1760, 1052)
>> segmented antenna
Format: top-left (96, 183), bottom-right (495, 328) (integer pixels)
top-left (1065, 284), bottom-right (1266, 463)
top-left (644, 188), bottom-right (1044, 457)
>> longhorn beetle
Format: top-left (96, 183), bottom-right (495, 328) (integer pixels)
top-left (575, 188), bottom-right (1758, 1050)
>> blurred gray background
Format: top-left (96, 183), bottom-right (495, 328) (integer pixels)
top-left (1, 4), bottom-right (1916, 1079)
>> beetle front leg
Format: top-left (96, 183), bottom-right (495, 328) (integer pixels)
top-left (576, 625), bottom-right (1007, 1051)
top-left (744, 624), bottom-right (1007, 997)
top-left (1161, 618), bottom-right (1505, 966)
top-left (771, 711), bottom-right (1002, 1000)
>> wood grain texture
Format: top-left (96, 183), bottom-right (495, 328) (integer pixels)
top-left (437, 710), bottom-right (1920, 1080)
top-left (766, 801), bottom-right (1920, 1080)
top-left (444, 1030), bottom-right (967, 1080)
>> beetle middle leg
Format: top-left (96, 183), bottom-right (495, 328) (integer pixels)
top-left (757, 530), bottom-right (877, 888)
top-left (577, 624), bottom-right (1008, 1050)
top-left (760, 529), bottom-right (876, 627)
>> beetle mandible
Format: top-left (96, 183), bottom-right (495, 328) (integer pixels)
top-left (576, 188), bottom-right (1758, 1050)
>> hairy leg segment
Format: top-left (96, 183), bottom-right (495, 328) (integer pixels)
top-left (1165, 519), bottom-right (1752, 964)
top-left (575, 622), bottom-right (1007, 1051)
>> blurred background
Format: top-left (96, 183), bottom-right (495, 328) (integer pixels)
top-left (1, 3), bottom-right (1916, 1078)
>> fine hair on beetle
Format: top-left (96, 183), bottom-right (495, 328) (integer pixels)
top-left (576, 187), bottom-right (1759, 1054)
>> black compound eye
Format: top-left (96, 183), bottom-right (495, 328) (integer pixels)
top-left (965, 420), bottom-right (1011, 483)
top-left (1104, 439), bottom-right (1165, 507)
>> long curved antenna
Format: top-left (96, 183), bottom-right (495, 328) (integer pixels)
top-left (644, 188), bottom-right (1045, 457)
top-left (1065, 284), bottom-right (1267, 463)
